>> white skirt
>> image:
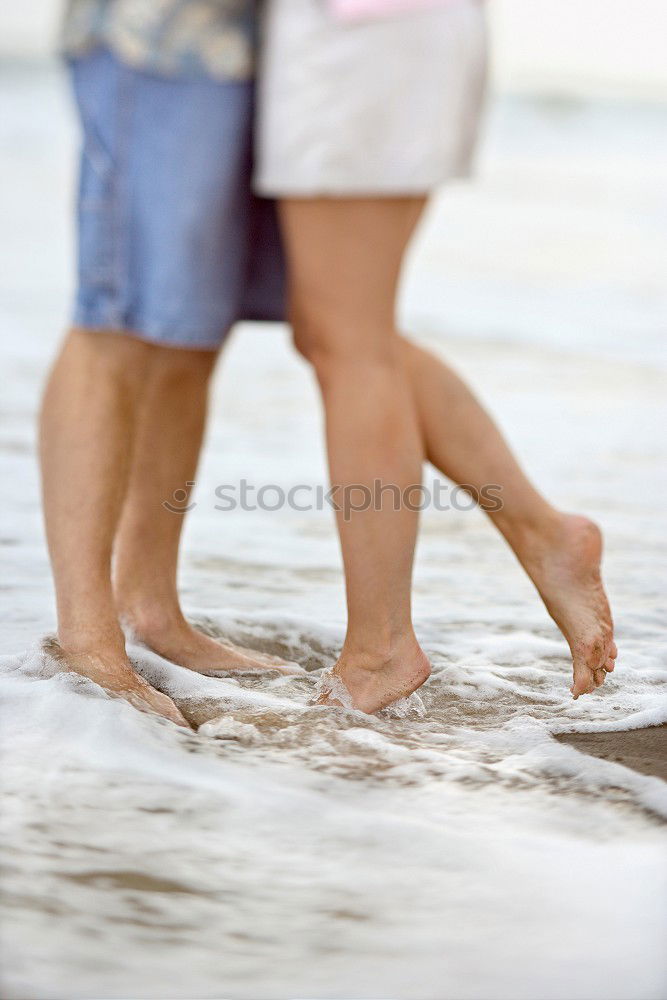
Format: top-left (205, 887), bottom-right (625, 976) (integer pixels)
top-left (255, 0), bottom-right (488, 196)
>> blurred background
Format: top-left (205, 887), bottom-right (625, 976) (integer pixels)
top-left (5, 0), bottom-right (667, 93)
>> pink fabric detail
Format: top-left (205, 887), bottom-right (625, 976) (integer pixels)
top-left (328, 0), bottom-right (454, 21)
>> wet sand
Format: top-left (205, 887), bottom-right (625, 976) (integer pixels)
top-left (557, 726), bottom-right (667, 782)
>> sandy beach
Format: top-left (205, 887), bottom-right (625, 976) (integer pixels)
top-left (1, 59), bottom-right (666, 1000)
top-left (558, 726), bottom-right (667, 782)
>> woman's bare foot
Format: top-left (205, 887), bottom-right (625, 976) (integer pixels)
top-left (121, 610), bottom-right (302, 676)
top-left (44, 637), bottom-right (191, 727)
top-left (316, 635), bottom-right (431, 714)
top-left (517, 513), bottom-right (617, 699)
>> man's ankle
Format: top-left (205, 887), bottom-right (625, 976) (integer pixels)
top-left (56, 624), bottom-right (127, 659)
top-left (117, 599), bottom-right (187, 641)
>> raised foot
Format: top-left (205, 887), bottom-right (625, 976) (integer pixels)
top-left (44, 638), bottom-right (190, 727)
top-left (523, 513), bottom-right (617, 699)
top-left (316, 639), bottom-right (431, 715)
top-left (123, 615), bottom-right (303, 676)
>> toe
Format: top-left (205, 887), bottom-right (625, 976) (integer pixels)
top-left (136, 679), bottom-right (191, 728)
top-left (276, 662), bottom-right (306, 675)
top-left (572, 647), bottom-right (606, 696)
top-left (571, 667), bottom-right (592, 699)
top-left (605, 656), bottom-right (616, 673)
top-left (156, 693), bottom-right (191, 728)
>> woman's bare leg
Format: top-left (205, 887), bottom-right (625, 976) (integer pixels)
top-left (400, 339), bottom-right (617, 697)
top-left (113, 346), bottom-right (299, 675)
top-left (280, 198), bottom-right (431, 713)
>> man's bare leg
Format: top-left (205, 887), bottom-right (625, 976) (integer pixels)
top-left (39, 328), bottom-right (189, 725)
top-left (112, 345), bottom-right (299, 675)
top-left (400, 339), bottom-right (617, 698)
top-left (280, 197), bottom-right (431, 714)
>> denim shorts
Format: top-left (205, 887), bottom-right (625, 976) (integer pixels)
top-left (70, 46), bottom-right (286, 350)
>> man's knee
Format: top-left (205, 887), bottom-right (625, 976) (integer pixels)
top-left (66, 327), bottom-right (154, 386)
top-left (67, 327), bottom-right (216, 387)
top-left (145, 344), bottom-right (218, 389)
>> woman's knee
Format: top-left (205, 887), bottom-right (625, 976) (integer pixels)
top-left (289, 296), bottom-right (332, 366)
top-left (290, 296), bottom-right (398, 383)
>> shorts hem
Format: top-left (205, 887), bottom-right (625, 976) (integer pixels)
top-left (254, 165), bottom-right (473, 199)
top-left (71, 308), bottom-right (230, 351)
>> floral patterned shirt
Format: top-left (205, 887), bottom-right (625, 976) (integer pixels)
top-left (61, 0), bottom-right (257, 81)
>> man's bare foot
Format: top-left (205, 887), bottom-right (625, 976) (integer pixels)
top-left (519, 513), bottom-right (617, 699)
top-left (44, 637), bottom-right (191, 727)
top-left (316, 635), bottom-right (431, 714)
top-left (121, 611), bottom-right (302, 676)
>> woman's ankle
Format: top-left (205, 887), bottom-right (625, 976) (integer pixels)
top-left (492, 503), bottom-right (565, 558)
top-left (340, 627), bottom-right (422, 671)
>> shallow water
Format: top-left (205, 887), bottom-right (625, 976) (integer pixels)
top-left (1, 64), bottom-right (667, 999)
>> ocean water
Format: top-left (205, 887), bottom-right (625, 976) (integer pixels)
top-left (1, 63), bottom-right (667, 999)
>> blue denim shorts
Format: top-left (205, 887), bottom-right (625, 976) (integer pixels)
top-left (70, 46), bottom-right (286, 350)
